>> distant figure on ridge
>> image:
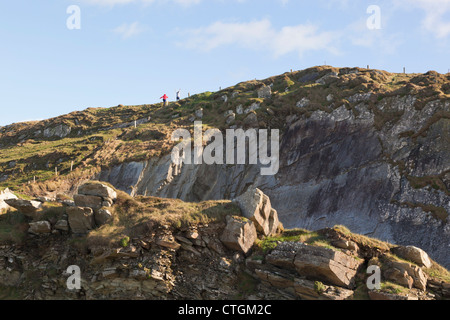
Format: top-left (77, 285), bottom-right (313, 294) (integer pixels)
top-left (160, 94), bottom-right (169, 107)
top-left (176, 89), bottom-right (181, 101)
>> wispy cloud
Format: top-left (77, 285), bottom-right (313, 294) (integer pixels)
top-left (396, 0), bottom-right (450, 38)
top-left (77, 0), bottom-right (220, 7)
top-left (177, 19), bottom-right (338, 58)
top-left (113, 22), bottom-right (145, 39)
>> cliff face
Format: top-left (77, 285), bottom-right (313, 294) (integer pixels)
top-left (0, 66), bottom-right (449, 270)
top-left (99, 94), bottom-right (450, 268)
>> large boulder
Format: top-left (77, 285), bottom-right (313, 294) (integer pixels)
top-left (95, 208), bottom-right (113, 227)
top-left (4, 199), bottom-right (42, 217)
top-left (391, 246), bottom-right (432, 269)
top-left (257, 85), bottom-right (272, 99)
top-left (233, 188), bottom-right (280, 237)
top-left (78, 182), bottom-right (117, 201)
top-left (383, 260), bottom-right (427, 291)
top-left (74, 194), bottom-right (103, 210)
top-left (220, 216), bottom-right (257, 254)
top-left (67, 206), bottom-right (95, 234)
top-left (28, 221), bottom-right (52, 235)
top-left (266, 241), bottom-right (303, 271)
top-left (294, 244), bottom-right (363, 289)
top-left (0, 188), bottom-right (18, 211)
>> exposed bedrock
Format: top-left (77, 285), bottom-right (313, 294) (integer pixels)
top-left (98, 98), bottom-right (450, 267)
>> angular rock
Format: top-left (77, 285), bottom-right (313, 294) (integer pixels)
top-left (78, 182), bottom-right (117, 201)
top-left (43, 124), bottom-right (71, 138)
top-left (384, 267), bottom-right (414, 289)
top-left (332, 239), bottom-right (359, 252)
top-left (236, 105), bottom-right (244, 115)
top-left (74, 194), bottom-right (103, 210)
top-left (67, 206), bottom-right (95, 234)
top-left (315, 72), bottom-right (339, 85)
top-left (195, 108), bottom-right (203, 119)
top-left (319, 285), bottom-right (354, 300)
top-left (28, 221), bottom-right (52, 235)
top-left (391, 246), bottom-right (432, 268)
top-left (0, 188), bottom-right (18, 211)
top-left (61, 200), bottom-right (75, 207)
top-left (5, 199), bottom-right (42, 217)
top-left (244, 102), bottom-right (260, 114)
top-left (266, 242), bottom-right (304, 271)
top-left (298, 72), bottom-right (320, 83)
top-left (294, 278), bottom-right (320, 300)
top-left (296, 98), bottom-right (310, 108)
top-left (102, 197), bottom-right (114, 208)
top-left (226, 113), bottom-right (236, 125)
top-left (224, 110), bottom-right (234, 117)
top-left (255, 269), bottom-right (294, 288)
top-left (95, 208), bottom-right (113, 226)
top-left (220, 216), bottom-right (257, 254)
top-left (384, 260), bottom-right (427, 291)
top-left (268, 208), bottom-right (280, 236)
top-left (156, 239), bottom-right (181, 250)
top-left (257, 85), bottom-right (272, 99)
top-left (54, 219), bottom-right (69, 231)
top-left (294, 244), bottom-right (363, 289)
top-left (243, 113), bottom-right (258, 127)
top-left (234, 188), bottom-right (279, 237)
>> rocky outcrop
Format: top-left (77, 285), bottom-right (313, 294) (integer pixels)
top-left (67, 182), bottom-right (117, 233)
top-left (43, 124), bottom-right (71, 139)
top-left (233, 188), bottom-right (281, 237)
top-left (78, 182), bottom-right (117, 201)
top-left (98, 92), bottom-right (450, 268)
top-left (257, 85), bottom-right (272, 99)
top-left (28, 221), bottom-right (52, 235)
top-left (0, 188), bottom-right (17, 211)
top-left (73, 194), bottom-right (103, 210)
top-left (4, 199), bottom-right (42, 217)
top-left (220, 216), bottom-right (257, 254)
top-left (294, 245), bottom-right (363, 289)
top-left (392, 246), bottom-right (432, 268)
top-left (265, 242), bottom-right (363, 289)
top-left (67, 207), bottom-right (95, 234)
top-left (0, 199), bottom-right (447, 300)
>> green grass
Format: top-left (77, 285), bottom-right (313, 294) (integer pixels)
top-left (255, 228), bottom-right (334, 253)
top-left (332, 225), bottom-right (393, 251)
top-left (314, 281), bottom-right (326, 294)
top-left (380, 281), bottom-right (407, 295)
top-left (0, 210), bottom-right (28, 244)
top-left (87, 189), bottom-right (241, 248)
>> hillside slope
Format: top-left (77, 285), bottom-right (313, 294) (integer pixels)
top-left (0, 66), bottom-right (449, 268)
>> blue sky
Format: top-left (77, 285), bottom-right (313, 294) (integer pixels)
top-left (1, 0), bottom-right (450, 126)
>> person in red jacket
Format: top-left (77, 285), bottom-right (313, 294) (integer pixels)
top-left (160, 94), bottom-right (168, 106)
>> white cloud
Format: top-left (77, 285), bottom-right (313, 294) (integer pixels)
top-left (113, 22), bottom-right (145, 39)
top-left (177, 19), bottom-right (338, 58)
top-left (77, 0), bottom-right (217, 7)
top-left (396, 0), bottom-right (450, 38)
